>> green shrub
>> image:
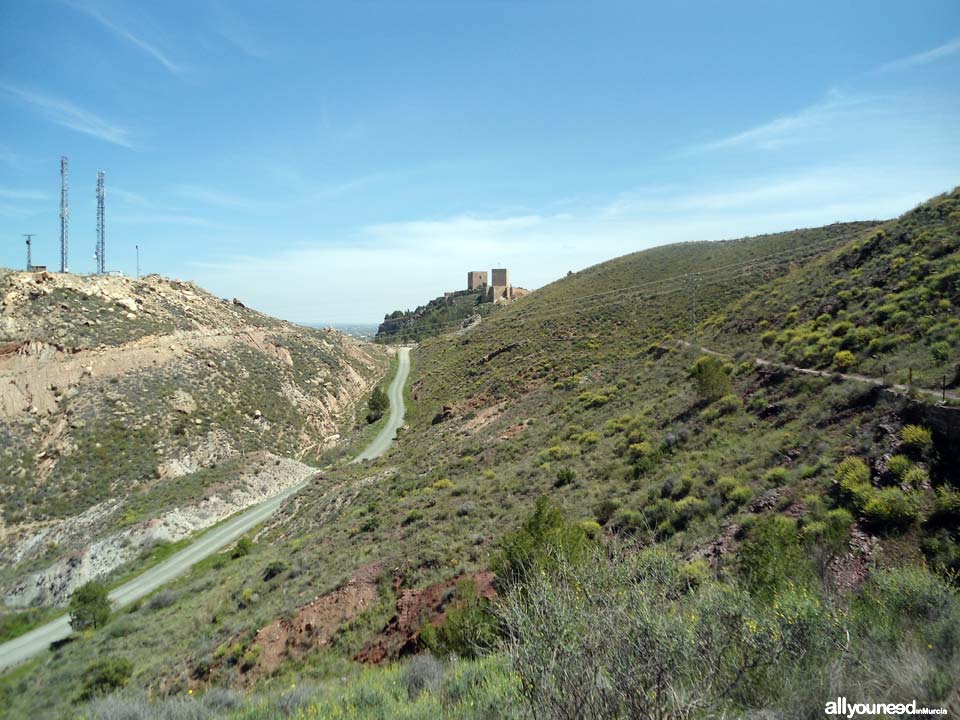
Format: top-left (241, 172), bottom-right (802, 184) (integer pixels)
top-left (69, 581), bottom-right (111, 632)
top-left (738, 515), bottom-right (811, 597)
top-left (79, 657), bottom-right (133, 700)
top-left (934, 486), bottom-right (960, 518)
top-left (833, 350), bottom-right (857, 369)
top-left (716, 476), bottom-right (752, 506)
top-left (432, 478), bottom-right (454, 490)
top-left (931, 341), bottom-right (952, 364)
top-left (689, 355), bottom-right (732, 402)
top-left (420, 579), bottom-right (501, 659)
top-left (863, 487), bottom-right (917, 531)
top-left (901, 424), bottom-right (934, 455)
top-left (231, 536), bottom-right (253, 559)
top-left (763, 467), bottom-right (790, 486)
top-left (671, 496), bottom-right (708, 529)
top-left (578, 520), bottom-right (602, 539)
top-left (835, 457), bottom-right (873, 510)
top-left (554, 467), bottom-right (576, 488)
top-left (610, 508), bottom-right (646, 534)
top-left (593, 498), bottom-right (620, 526)
top-left (492, 497), bottom-right (593, 588)
top-left (262, 560), bottom-right (288, 582)
top-left (886, 454), bottom-right (913, 481)
top-left (903, 466), bottom-right (928, 487)
top-left (801, 508), bottom-right (853, 558)
top-left (716, 393), bottom-right (742, 415)
top-left (501, 545), bottom-right (837, 720)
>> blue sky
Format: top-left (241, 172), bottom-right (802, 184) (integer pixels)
top-left (1, 1), bottom-right (958, 323)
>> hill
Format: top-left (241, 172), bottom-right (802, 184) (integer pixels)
top-left (376, 289), bottom-right (496, 343)
top-left (2, 191), bottom-right (959, 719)
top-left (708, 189), bottom-right (960, 390)
top-left (0, 270), bottom-right (389, 608)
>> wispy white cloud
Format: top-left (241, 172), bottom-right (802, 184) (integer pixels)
top-left (213, 3), bottom-right (269, 60)
top-left (110, 187), bottom-right (152, 206)
top-left (682, 90), bottom-right (876, 155)
top-left (186, 162), bottom-right (958, 323)
top-left (0, 203), bottom-right (44, 218)
top-left (67, 1), bottom-right (188, 74)
top-left (0, 187), bottom-right (47, 201)
top-left (175, 184), bottom-right (249, 208)
top-left (365, 214), bottom-right (542, 248)
top-left (0, 144), bottom-right (23, 167)
top-left (877, 36), bottom-right (960, 72)
top-left (112, 213), bottom-right (220, 228)
top-left (0, 83), bottom-right (135, 148)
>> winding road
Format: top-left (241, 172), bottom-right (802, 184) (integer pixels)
top-left (0, 346), bottom-right (411, 673)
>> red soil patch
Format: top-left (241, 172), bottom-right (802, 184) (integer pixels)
top-left (356, 570), bottom-right (496, 664)
top-left (241, 561), bottom-right (384, 682)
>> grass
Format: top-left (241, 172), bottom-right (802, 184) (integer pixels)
top-left (0, 606), bottom-right (64, 644)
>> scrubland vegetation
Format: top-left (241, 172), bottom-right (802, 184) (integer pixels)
top-left (2, 191), bottom-right (958, 718)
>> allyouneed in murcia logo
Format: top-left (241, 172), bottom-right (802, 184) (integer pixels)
top-left (825, 698), bottom-right (949, 717)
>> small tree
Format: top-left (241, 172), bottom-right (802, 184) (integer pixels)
top-left (69, 580), bottom-right (112, 632)
top-left (366, 387), bottom-right (389, 423)
top-left (689, 355), bottom-right (732, 402)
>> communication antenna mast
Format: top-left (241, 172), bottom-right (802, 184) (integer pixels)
top-left (136, 244), bottom-right (141, 278)
top-left (60, 156), bottom-right (69, 272)
top-left (23, 234), bottom-right (35, 270)
top-left (95, 171), bottom-right (105, 274)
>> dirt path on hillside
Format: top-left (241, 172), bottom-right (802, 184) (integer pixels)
top-left (678, 341), bottom-right (958, 402)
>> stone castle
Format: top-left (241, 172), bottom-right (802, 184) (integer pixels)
top-left (466, 268), bottom-right (527, 303)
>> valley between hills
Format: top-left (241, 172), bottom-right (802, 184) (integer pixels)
top-left (0, 188), bottom-right (958, 719)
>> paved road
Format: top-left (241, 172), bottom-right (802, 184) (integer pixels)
top-left (350, 346), bottom-right (410, 463)
top-left (0, 346), bottom-right (411, 673)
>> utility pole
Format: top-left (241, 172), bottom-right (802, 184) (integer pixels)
top-left (688, 272), bottom-right (702, 345)
top-left (136, 244), bottom-right (140, 278)
top-left (60, 156), bottom-right (69, 273)
top-left (23, 234), bottom-right (35, 270)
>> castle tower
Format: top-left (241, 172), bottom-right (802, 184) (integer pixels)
top-left (467, 271), bottom-right (488, 291)
top-left (488, 268), bottom-right (510, 301)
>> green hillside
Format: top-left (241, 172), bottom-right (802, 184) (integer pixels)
top-left (3, 194), bottom-right (959, 719)
top-left (707, 188), bottom-right (960, 390)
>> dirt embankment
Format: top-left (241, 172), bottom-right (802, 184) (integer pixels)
top-left (356, 570), bottom-right (496, 664)
top-left (241, 562), bottom-right (387, 683)
top-left (233, 566), bottom-right (496, 683)
top-left (2, 453), bottom-right (317, 607)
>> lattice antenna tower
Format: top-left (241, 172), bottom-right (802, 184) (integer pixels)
top-left (96, 171), bottom-right (105, 274)
top-left (23, 234), bottom-right (35, 270)
top-left (60, 156), bottom-right (69, 272)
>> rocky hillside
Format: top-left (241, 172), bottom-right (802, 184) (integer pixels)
top-left (0, 270), bottom-right (389, 606)
top-left (376, 289), bottom-right (494, 343)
